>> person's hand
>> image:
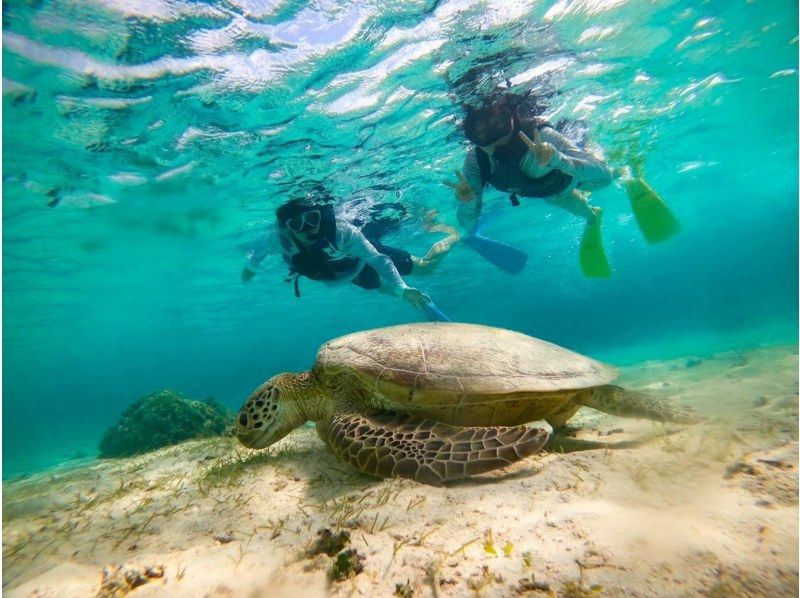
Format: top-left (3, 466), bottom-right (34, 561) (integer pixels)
top-left (442, 170), bottom-right (475, 203)
top-left (519, 129), bottom-right (557, 174)
top-left (241, 267), bottom-right (256, 283)
top-left (402, 287), bottom-right (432, 310)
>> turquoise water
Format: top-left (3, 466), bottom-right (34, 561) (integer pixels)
top-left (3, 0), bottom-right (797, 478)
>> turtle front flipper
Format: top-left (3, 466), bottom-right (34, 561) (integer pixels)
top-left (318, 412), bottom-right (549, 486)
top-left (579, 385), bottom-right (703, 424)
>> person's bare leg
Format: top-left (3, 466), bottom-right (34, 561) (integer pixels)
top-left (412, 211), bottom-right (460, 276)
top-left (422, 209), bottom-right (458, 235)
top-left (545, 189), bottom-right (600, 223)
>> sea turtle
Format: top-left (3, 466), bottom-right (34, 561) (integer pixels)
top-left (236, 323), bottom-right (699, 485)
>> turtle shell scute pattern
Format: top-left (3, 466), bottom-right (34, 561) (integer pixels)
top-left (315, 323), bottom-right (618, 397)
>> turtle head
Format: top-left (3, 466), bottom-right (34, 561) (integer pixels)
top-left (236, 373), bottom-right (315, 449)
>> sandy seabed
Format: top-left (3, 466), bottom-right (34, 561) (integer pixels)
top-left (3, 344), bottom-right (798, 597)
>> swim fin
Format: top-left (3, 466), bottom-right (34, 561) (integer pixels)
top-left (579, 212), bottom-right (612, 278)
top-left (422, 300), bottom-right (451, 322)
top-left (626, 160), bottom-right (680, 244)
top-left (464, 223), bottom-right (528, 275)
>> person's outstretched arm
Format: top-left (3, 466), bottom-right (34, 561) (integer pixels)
top-left (241, 229), bottom-right (279, 282)
top-left (338, 223), bottom-right (408, 296)
top-left (338, 223), bottom-right (430, 309)
top-left (520, 127), bottom-right (613, 190)
top-left (444, 148), bottom-right (484, 230)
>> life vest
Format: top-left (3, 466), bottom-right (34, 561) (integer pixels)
top-left (280, 204), bottom-right (360, 297)
top-left (476, 118), bottom-right (573, 206)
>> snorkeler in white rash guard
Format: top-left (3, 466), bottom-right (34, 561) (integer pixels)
top-left (443, 92), bottom-right (616, 277)
top-left (445, 89), bottom-right (680, 277)
top-left (241, 198), bottom-right (459, 320)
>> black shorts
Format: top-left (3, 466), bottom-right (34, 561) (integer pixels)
top-left (351, 240), bottom-right (413, 291)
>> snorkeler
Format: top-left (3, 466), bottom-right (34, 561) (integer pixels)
top-left (444, 92), bottom-right (679, 277)
top-left (241, 198), bottom-right (458, 321)
top-left (444, 92), bottom-right (614, 277)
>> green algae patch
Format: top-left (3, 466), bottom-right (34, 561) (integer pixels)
top-left (329, 548), bottom-right (365, 582)
top-left (99, 390), bottom-right (233, 458)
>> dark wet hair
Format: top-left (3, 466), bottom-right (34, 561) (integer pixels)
top-left (462, 96), bottom-right (515, 145)
top-left (275, 198), bottom-right (317, 227)
top-left (275, 182), bottom-right (336, 227)
top-left (462, 90), bottom-right (544, 146)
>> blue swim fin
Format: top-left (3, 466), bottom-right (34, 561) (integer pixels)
top-left (464, 223), bottom-right (528, 275)
top-left (421, 299), bottom-right (451, 322)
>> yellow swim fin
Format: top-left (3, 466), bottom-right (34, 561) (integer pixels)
top-left (626, 161), bottom-right (680, 244)
top-left (579, 211), bottom-right (612, 278)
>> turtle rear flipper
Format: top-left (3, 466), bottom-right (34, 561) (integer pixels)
top-left (319, 412), bottom-right (549, 486)
top-left (580, 385), bottom-right (703, 424)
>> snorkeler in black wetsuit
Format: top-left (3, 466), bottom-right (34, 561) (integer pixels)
top-left (443, 91), bottom-right (616, 277)
top-left (241, 198), bottom-right (459, 318)
top-left (445, 87), bottom-right (680, 276)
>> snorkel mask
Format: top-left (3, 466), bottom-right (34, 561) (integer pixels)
top-left (276, 199), bottom-right (335, 243)
top-left (286, 209), bottom-right (322, 235)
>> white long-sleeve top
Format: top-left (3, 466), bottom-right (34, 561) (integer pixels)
top-left (243, 222), bottom-right (410, 297)
top-left (457, 125), bottom-right (613, 229)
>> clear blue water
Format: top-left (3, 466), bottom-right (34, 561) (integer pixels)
top-left (3, 0), bottom-right (797, 478)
